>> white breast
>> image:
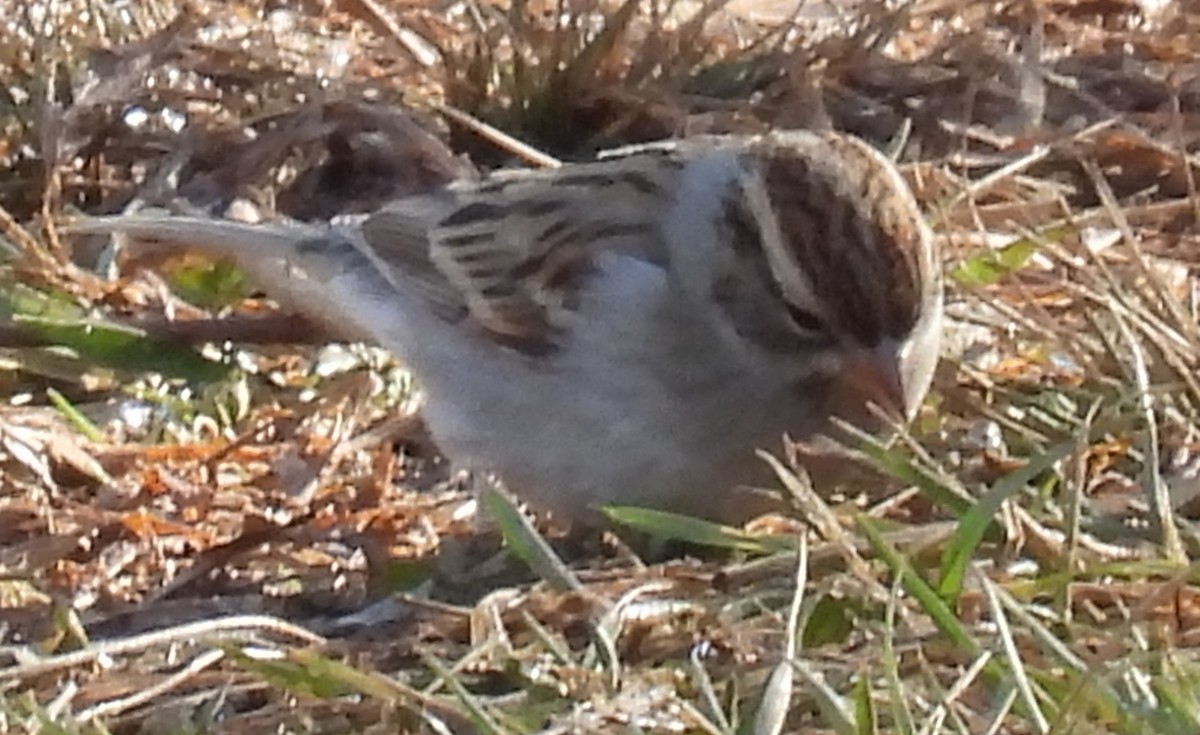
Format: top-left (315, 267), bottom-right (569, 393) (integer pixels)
top-left (413, 245), bottom-right (810, 521)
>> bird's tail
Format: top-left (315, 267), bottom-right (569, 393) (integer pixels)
top-left (65, 214), bottom-right (325, 259)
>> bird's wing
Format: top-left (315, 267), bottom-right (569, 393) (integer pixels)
top-left (67, 145), bottom-right (697, 354)
top-left (355, 151), bottom-right (683, 354)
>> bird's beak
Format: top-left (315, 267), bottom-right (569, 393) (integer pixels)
top-left (839, 340), bottom-right (907, 420)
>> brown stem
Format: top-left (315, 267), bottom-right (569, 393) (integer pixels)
top-left (0, 313), bottom-right (336, 348)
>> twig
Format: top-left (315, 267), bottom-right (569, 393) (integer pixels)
top-left (0, 313), bottom-right (335, 349)
top-left (355, 0), bottom-right (442, 67)
top-left (0, 614), bottom-right (325, 682)
top-left (430, 102), bottom-right (563, 169)
top-left (75, 649), bottom-right (227, 723)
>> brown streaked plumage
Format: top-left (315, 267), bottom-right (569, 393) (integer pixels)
top-left (68, 129), bottom-right (942, 524)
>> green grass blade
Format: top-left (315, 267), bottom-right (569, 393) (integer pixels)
top-left (938, 441), bottom-right (1073, 603)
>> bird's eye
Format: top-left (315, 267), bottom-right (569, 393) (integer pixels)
top-left (784, 302), bottom-right (826, 334)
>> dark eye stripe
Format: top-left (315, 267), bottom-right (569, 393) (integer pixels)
top-left (784, 302), bottom-right (826, 335)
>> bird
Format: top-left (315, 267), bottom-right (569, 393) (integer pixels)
top-left (70, 129), bottom-right (943, 524)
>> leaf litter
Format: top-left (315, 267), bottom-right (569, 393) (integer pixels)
top-left (5, 0), bottom-right (1200, 732)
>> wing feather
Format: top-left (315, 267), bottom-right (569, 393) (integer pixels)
top-left (360, 153), bottom-right (682, 353)
top-left (68, 143), bottom-right (694, 356)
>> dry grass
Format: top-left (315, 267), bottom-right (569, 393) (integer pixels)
top-left (4, 0), bottom-right (1200, 732)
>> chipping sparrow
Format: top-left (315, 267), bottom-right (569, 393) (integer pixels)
top-left (72, 130), bottom-right (943, 523)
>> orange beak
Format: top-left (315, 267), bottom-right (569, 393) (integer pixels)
top-left (838, 340), bottom-right (907, 419)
